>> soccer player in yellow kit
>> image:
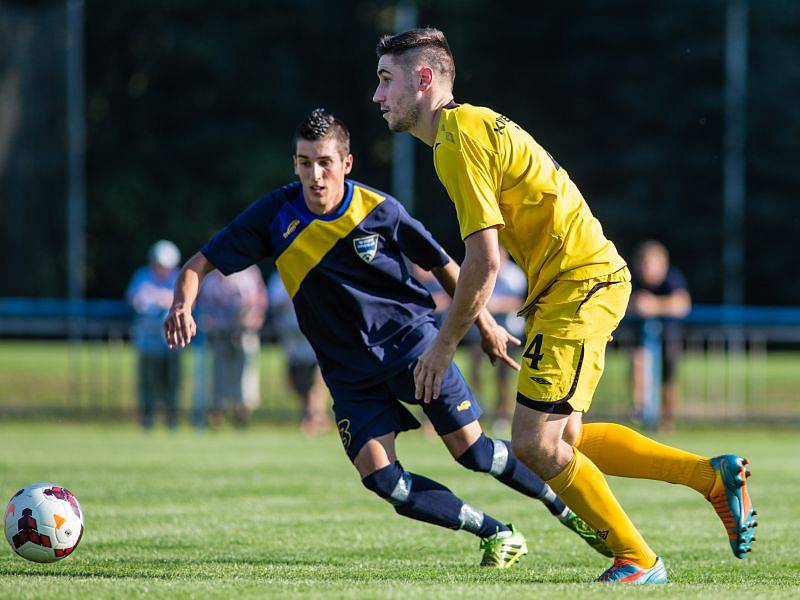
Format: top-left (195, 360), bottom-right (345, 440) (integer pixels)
top-left (372, 28), bottom-right (757, 583)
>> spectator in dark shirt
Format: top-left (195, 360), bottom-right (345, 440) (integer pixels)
top-left (630, 240), bottom-right (691, 430)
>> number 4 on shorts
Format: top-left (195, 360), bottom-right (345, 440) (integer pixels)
top-left (523, 334), bottom-right (544, 370)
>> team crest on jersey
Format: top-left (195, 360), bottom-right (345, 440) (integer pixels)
top-left (353, 234), bottom-right (380, 263)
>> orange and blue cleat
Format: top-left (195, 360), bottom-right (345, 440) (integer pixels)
top-left (595, 557), bottom-right (668, 584)
top-left (708, 454), bottom-right (757, 559)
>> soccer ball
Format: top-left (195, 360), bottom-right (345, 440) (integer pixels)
top-left (3, 483), bottom-right (84, 563)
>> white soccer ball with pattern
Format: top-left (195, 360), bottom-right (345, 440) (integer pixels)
top-left (3, 483), bottom-right (84, 563)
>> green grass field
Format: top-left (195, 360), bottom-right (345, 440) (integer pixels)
top-left (1, 424), bottom-right (798, 598)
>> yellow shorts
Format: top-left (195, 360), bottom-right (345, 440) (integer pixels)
top-left (516, 267), bottom-right (631, 414)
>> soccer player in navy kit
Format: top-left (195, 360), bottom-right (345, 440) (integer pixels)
top-left (163, 109), bottom-right (610, 567)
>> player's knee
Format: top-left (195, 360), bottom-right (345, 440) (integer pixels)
top-left (361, 462), bottom-right (411, 505)
top-left (511, 434), bottom-right (548, 469)
top-left (456, 434), bottom-right (508, 476)
top-left (512, 436), bottom-right (565, 478)
top-left (562, 421), bottom-right (582, 446)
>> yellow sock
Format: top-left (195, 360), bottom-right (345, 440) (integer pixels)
top-left (576, 422), bottom-right (717, 496)
top-left (547, 447), bottom-right (657, 567)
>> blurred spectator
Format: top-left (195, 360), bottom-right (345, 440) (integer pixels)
top-left (411, 263), bottom-right (451, 322)
top-left (468, 248), bottom-right (527, 437)
top-left (630, 240), bottom-right (692, 430)
top-left (267, 271), bottom-right (331, 436)
top-left (126, 240), bottom-right (181, 429)
top-left (197, 265), bottom-right (267, 428)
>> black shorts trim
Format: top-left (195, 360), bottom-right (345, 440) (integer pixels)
top-left (516, 392), bottom-right (574, 415)
top-left (575, 280), bottom-right (623, 314)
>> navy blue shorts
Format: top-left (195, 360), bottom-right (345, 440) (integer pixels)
top-left (332, 361), bottom-right (482, 461)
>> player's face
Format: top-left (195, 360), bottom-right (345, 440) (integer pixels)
top-left (373, 55), bottom-right (421, 132)
top-left (293, 137), bottom-right (353, 215)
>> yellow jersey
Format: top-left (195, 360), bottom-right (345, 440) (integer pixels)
top-left (432, 103), bottom-right (626, 315)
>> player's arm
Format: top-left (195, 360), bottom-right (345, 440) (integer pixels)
top-left (414, 227), bottom-right (502, 402)
top-left (430, 257), bottom-right (520, 370)
top-left (165, 193), bottom-right (276, 348)
top-left (435, 226), bottom-right (500, 350)
top-left (415, 138), bottom-right (508, 400)
top-left (164, 252), bottom-right (216, 349)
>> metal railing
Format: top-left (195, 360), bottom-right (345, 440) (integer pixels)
top-left (594, 307), bottom-right (800, 426)
top-left (1, 299), bottom-right (799, 425)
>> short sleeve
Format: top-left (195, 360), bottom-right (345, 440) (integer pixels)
top-left (434, 136), bottom-right (505, 240)
top-left (201, 195), bottom-right (280, 275)
top-left (393, 201), bottom-right (450, 271)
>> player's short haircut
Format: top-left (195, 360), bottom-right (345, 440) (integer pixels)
top-left (376, 28), bottom-right (455, 88)
top-left (293, 108), bottom-right (350, 158)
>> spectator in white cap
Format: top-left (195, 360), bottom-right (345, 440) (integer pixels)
top-left (126, 240), bottom-right (182, 428)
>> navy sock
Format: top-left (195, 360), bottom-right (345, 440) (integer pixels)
top-left (393, 472), bottom-right (463, 529)
top-left (497, 440), bottom-right (567, 516)
top-left (457, 434), bottom-right (568, 517)
top-left (396, 472), bottom-right (509, 537)
top-left (474, 512), bottom-right (508, 539)
top-left (363, 462), bottom-right (510, 537)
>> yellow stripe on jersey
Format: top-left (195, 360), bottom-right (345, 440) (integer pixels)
top-left (276, 185), bottom-right (385, 298)
top-left (433, 104), bottom-right (626, 311)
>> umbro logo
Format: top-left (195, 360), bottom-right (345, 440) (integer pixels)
top-left (282, 219), bottom-right (300, 239)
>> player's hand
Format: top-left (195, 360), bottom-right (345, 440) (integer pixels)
top-left (413, 339), bottom-right (456, 403)
top-left (479, 323), bottom-right (522, 370)
top-left (163, 303), bottom-right (197, 349)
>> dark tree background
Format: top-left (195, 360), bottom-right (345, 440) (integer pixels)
top-left (1, 0), bottom-right (798, 304)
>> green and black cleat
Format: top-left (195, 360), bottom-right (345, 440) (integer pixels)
top-left (479, 524), bottom-right (528, 569)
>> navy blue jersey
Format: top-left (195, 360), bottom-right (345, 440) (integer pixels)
top-left (201, 180), bottom-right (450, 389)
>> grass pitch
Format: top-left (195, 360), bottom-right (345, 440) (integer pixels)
top-left (0, 424), bottom-right (798, 598)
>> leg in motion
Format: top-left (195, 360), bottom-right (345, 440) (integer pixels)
top-left (511, 403), bottom-right (665, 583)
top-left (576, 422), bottom-right (757, 558)
top-left (442, 420), bottom-right (611, 557)
top-left (354, 432), bottom-right (527, 568)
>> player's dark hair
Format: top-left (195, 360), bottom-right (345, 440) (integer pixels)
top-left (376, 28), bottom-right (455, 87)
top-left (293, 108), bottom-right (350, 157)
